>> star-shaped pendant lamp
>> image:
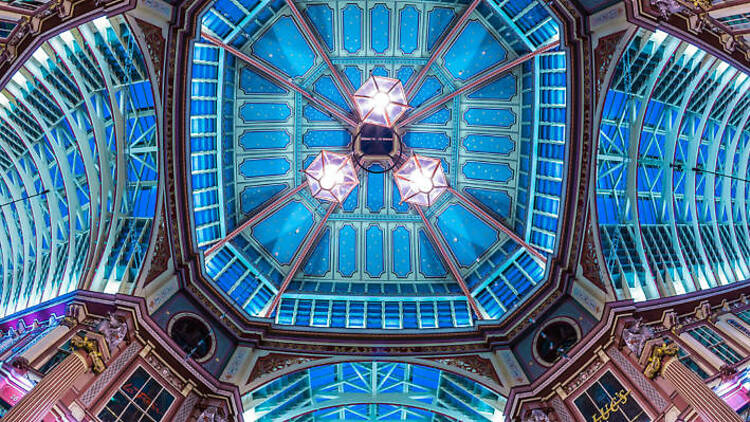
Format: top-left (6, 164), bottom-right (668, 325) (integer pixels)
top-left (354, 76), bottom-right (409, 127)
top-left (304, 150), bottom-right (359, 203)
top-left (393, 154), bottom-right (448, 207)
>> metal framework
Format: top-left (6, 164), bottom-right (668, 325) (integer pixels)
top-left (0, 15), bottom-right (158, 316)
top-left (597, 29), bottom-right (750, 301)
top-left (243, 361), bottom-right (506, 422)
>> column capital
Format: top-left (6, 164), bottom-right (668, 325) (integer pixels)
top-left (643, 342), bottom-right (679, 379)
top-left (70, 335), bottom-right (106, 375)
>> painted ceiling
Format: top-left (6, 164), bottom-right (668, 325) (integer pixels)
top-left (188, 0), bottom-right (567, 329)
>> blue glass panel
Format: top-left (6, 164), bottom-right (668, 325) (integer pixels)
top-left (239, 130), bottom-right (290, 150)
top-left (392, 226), bottom-right (411, 277)
top-left (252, 17), bottom-right (315, 77)
top-left (410, 76), bottom-right (442, 108)
top-left (463, 134), bottom-right (514, 154)
top-left (343, 5), bottom-right (362, 53)
top-left (239, 67), bottom-right (286, 94)
top-left (366, 226), bottom-right (384, 277)
top-left (339, 225), bottom-right (357, 276)
top-left (462, 162), bottom-right (512, 182)
top-left (402, 131), bottom-right (450, 150)
top-left (418, 230), bottom-right (446, 277)
top-left (240, 184), bottom-right (286, 214)
top-left (366, 164), bottom-right (384, 212)
top-left (468, 74), bottom-right (516, 100)
top-left (436, 204), bottom-right (498, 267)
top-left (414, 107), bottom-right (450, 125)
top-left (305, 5), bottom-right (335, 50)
top-left (239, 102), bottom-right (291, 122)
top-left (344, 66), bottom-right (362, 88)
top-left (303, 105), bottom-right (335, 122)
top-left (252, 200), bottom-right (314, 264)
top-left (426, 7), bottom-right (454, 51)
top-left (464, 108), bottom-right (516, 127)
top-left (371, 4), bottom-right (390, 53)
top-left (399, 6), bottom-right (419, 54)
top-left (444, 21), bottom-right (507, 80)
top-left (239, 158), bottom-right (290, 178)
top-left (465, 188), bottom-right (512, 219)
top-left (303, 129), bottom-right (351, 148)
top-left (304, 229), bottom-right (330, 276)
top-left (313, 75), bottom-right (351, 111)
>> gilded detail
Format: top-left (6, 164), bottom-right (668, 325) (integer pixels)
top-left (643, 343), bottom-right (678, 379)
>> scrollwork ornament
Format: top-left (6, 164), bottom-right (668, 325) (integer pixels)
top-left (70, 335), bottom-right (106, 374)
top-left (622, 318), bottom-right (653, 358)
top-left (96, 313), bottom-right (128, 351)
top-left (197, 406), bottom-right (227, 422)
top-left (521, 408), bottom-right (551, 422)
top-left (643, 343), bottom-right (678, 379)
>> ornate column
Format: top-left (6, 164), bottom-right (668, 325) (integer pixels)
top-left (644, 343), bottom-right (743, 422)
top-left (1, 334), bottom-right (106, 422)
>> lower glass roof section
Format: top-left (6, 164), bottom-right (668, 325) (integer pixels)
top-left (243, 361), bottom-right (506, 421)
top-left (188, 0), bottom-right (568, 329)
top-left (0, 15), bottom-right (158, 317)
top-left (597, 29), bottom-right (750, 301)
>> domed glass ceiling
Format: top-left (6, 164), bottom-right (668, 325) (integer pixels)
top-left (597, 29), bottom-right (750, 302)
top-left (0, 15), bottom-right (158, 317)
top-left (188, 0), bottom-right (568, 329)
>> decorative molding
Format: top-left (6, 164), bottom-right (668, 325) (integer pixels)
top-left (562, 357), bottom-right (604, 394)
top-left (144, 351), bottom-right (187, 392)
top-left (608, 346), bottom-right (669, 411)
top-left (427, 355), bottom-right (503, 388)
top-left (143, 214), bottom-right (170, 287)
top-left (247, 353), bottom-right (320, 385)
top-left (132, 17), bottom-right (166, 88)
top-left (548, 396), bottom-right (574, 422)
top-left (594, 31), bottom-right (627, 99)
top-left (81, 341), bottom-right (142, 406)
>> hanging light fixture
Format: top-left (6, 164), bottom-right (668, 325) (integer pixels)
top-left (304, 150), bottom-right (359, 203)
top-left (393, 154), bottom-right (448, 207)
top-left (353, 75), bottom-right (409, 127)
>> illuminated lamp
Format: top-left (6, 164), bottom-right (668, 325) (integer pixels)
top-left (393, 154), bottom-right (448, 207)
top-left (304, 150), bottom-right (359, 203)
top-left (353, 75), bottom-right (409, 127)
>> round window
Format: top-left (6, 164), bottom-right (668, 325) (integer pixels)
top-left (534, 320), bottom-right (580, 365)
top-left (169, 315), bottom-right (213, 361)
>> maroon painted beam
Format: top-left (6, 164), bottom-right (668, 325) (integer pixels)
top-left (201, 32), bottom-right (358, 128)
top-left (404, 0), bottom-right (483, 99)
top-left (414, 205), bottom-right (485, 319)
top-left (448, 187), bottom-right (547, 263)
top-left (285, 0), bottom-right (357, 112)
top-left (204, 183), bottom-right (308, 257)
top-left (399, 41), bottom-right (560, 127)
top-left (265, 201), bottom-right (338, 317)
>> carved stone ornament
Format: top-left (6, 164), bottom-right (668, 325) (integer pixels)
top-left (650, 0), bottom-right (683, 19)
top-left (695, 302), bottom-right (712, 320)
top-left (96, 313), bottom-right (128, 351)
top-left (197, 406), bottom-right (227, 422)
top-left (247, 353), bottom-right (320, 384)
top-left (643, 343), bottom-right (678, 379)
top-left (70, 335), bottom-right (106, 374)
top-left (521, 408), bottom-right (551, 422)
top-left (622, 319), bottom-right (654, 358)
top-left (563, 357), bottom-right (605, 394)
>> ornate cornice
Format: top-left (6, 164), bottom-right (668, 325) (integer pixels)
top-left (626, 0), bottom-right (750, 74)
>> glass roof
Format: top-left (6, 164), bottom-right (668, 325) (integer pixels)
top-left (243, 361), bottom-right (506, 421)
top-left (188, 0), bottom-right (568, 329)
top-left (597, 29), bottom-right (750, 301)
top-left (0, 15), bottom-right (158, 316)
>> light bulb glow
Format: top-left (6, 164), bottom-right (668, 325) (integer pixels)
top-left (415, 172), bottom-right (433, 193)
top-left (320, 164), bottom-right (343, 190)
top-left (372, 91), bottom-right (390, 110)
